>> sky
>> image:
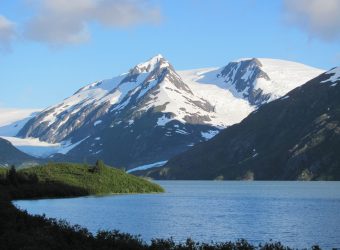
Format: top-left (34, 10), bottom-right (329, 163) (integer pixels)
top-left (0, 0), bottom-right (339, 109)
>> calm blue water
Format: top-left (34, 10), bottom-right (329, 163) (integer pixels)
top-left (14, 181), bottom-right (340, 248)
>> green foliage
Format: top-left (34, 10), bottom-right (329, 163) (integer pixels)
top-left (0, 167), bottom-right (7, 175)
top-left (19, 162), bottom-right (164, 196)
top-left (90, 159), bottom-right (105, 173)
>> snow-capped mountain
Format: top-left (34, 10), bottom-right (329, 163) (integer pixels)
top-left (179, 58), bottom-right (324, 106)
top-left (17, 55), bottom-right (323, 169)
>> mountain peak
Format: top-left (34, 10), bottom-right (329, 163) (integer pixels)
top-left (133, 54), bottom-right (169, 74)
top-left (232, 57), bottom-right (259, 63)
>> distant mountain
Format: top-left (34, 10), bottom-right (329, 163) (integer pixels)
top-left (17, 55), bottom-right (323, 169)
top-left (138, 67), bottom-right (340, 180)
top-left (179, 58), bottom-right (323, 106)
top-left (0, 108), bottom-right (40, 137)
top-left (0, 137), bottom-right (39, 167)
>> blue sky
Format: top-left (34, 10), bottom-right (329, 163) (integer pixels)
top-left (0, 0), bottom-right (339, 109)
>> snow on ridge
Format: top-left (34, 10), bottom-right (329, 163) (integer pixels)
top-left (201, 130), bottom-right (219, 140)
top-left (156, 115), bottom-right (172, 126)
top-left (177, 68), bottom-right (255, 127)
top-left (135, 54), bottom-right (168, 73)
top-left (179, 58), bottom-right (323, 111)
top-left (321, 67), bottom-right (340, 84)
top-left (94, 120), bottom-right (102, 126)
top-left (34, 55), bottom-right (171, 131)
top-left (231, 57), bottom-right (252, 63)
top-left (126, 160), bottom-right (168, 173)
top-left (57, 137), bottom-right (89, 155)
top-left (255, 58), bottom-right (324, 98)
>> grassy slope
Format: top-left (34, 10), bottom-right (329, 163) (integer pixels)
top-left (20, 162), bottom-right (164, 195)
top-left (0, 163), bottom-right (163, 201)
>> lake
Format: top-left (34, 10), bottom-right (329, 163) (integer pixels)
top-left (14, 181), bottom-right (340, 248)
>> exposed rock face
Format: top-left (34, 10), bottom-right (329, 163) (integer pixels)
top-left (218, 58), bottom-right (271, 105)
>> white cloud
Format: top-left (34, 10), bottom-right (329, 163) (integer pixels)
top-left (24, 0), bottom-right (162, 46)
top-left (0, 15), bottom-right (16, 52)
top-left (283, 0), bottom-right (340, 42)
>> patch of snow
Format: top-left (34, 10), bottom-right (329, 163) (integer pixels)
top-left (126, 160), bottom-right (168, 173)
top-left (175, 129), bottom-right (189, 135)
top-left (201, 130), bottom-right (219, 140)
top-left (94, 120), bottom-right (102, 126)
top-left (111, 97), bottom-right (131, 112)
top-left (137, 79), bottom-right (159, 99)
top-left (157, 115), bottom-right (172, 126)
top-left (94, 137), bottom-right (101, 141)
top-left (57, 137), bottom-right (89, 155)
top-left (92, 149), bottom-right (102, 155)
top-left (281, 95), bottom-right (290, 100)
top-left (321, 67), bottom-right (340, 84)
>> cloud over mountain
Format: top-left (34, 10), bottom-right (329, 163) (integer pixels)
top-left (283, 0), bottom-right (340, 42)
top-left (24, 0), bottom-right (162, 46)
top-left (0, 15), bottom-right (15, 52)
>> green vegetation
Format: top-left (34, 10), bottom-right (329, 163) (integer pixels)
top-left (0, 167), bottom-right (7, 175)
top-left (21, 162), bottom-right (164, 195)
top-left (0, 162), bottom-right (163, 200)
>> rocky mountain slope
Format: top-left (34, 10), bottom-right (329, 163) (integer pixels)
top-left (17, 55), bottom-right (323, 169)
top-left (138, 68), bottom-right (340, 180)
